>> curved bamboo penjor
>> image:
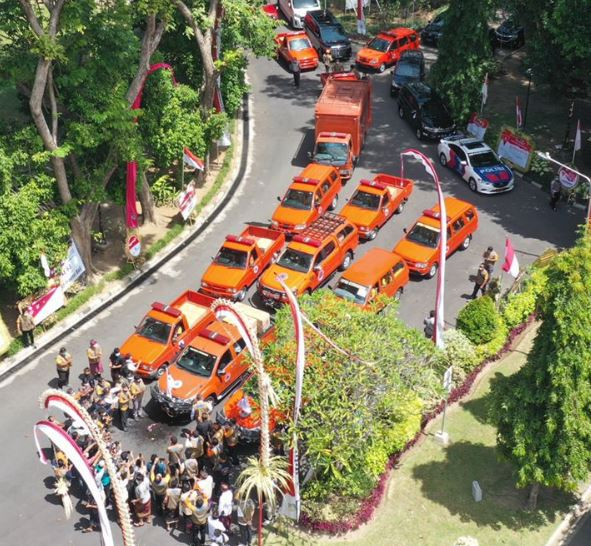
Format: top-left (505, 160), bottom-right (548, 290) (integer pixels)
top-left (35, 389), bottom-right (135, 546)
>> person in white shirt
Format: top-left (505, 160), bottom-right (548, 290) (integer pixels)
top-left (196, 468), bottom-right (214, 500)
top-left (218, 482), bottom-right (234, 531)
top-left (208, 510), bottom-right (227, 542)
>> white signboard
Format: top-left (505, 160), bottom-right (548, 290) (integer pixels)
top-left (443, 366), bottom-right (453, 393)
top-left (497, 129), bottom-right (534, 171)
top-left (558, 166), bottom-right (579, 190)
top-left (60, 241), bottom-right (86, 290)
top-left (466, 113), bottom-right (489, 140)
top-left (176, 182), bottom-right (198, 221)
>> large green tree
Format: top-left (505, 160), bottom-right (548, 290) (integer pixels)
top-left (430, 0), bottom-right (494, 122)
top-left (490, 234), bottom-right (591, 509)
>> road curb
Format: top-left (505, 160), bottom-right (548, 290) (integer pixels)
top-left (515, 171), bottom-right (587, 210)
top-left (0, 92), bottom-right (252, 384)
top-left (546, 482), bottom-right (591, 546)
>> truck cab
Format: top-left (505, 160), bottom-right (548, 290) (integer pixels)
top-left (259, 213), bottom-right (359, 306)
top-left (312, 132), bottom-right (354, 180)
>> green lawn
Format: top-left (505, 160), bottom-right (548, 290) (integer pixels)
top-left (265, 324), bottom-right (577, 546)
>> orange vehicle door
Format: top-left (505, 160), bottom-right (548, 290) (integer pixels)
top-left (248, 247), bottom-right (261, 282)
top-left (312, 241), bottom-right (336, 287)
top-left (445, 224), bottom-right (455, 256)
top-left (387, 38), bottom-right (399, 63)
top-left (213, 348), bottom-right (237, 396)
top-left (397, 36), bottom-right (409, 58)
top-left (380, 191), bottom-right (391, 225)
top-left (392, 260), bottom-right (407, 291)
top-left (336, 223), bottom-right (357, 252)
top-left (379, 269), bottom-right (395, 298)
top-left (452, 215), bottom-right (468, 248)
top-left (314, 187), bottom-right (326, 216)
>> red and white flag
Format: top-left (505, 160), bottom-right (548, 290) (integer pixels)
top-left (515, 97), bottom-right (523, 128)
top-left (574, 120), bottom-right (582, 152)
top-left (183, 147), bottom-right (204, 171)
top-left (481, 73), bottom-right (489, 107)
top-left (30, 285), bottom-right (65, 326)
top-left (502, 238), bottom-right (520, 278)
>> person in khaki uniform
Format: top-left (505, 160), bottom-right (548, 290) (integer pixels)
top-left (118, 386), bottom-right (131, 431)
top-left (482, 246), bottom-right (499, 274)
top-left (16, 305), bottom-right (36, 348)
top-left (55, 347), bottom-right (73, 388)
top-left (87, 339), bottom-right (103, 377)
top-left (185, 494), bottom-right (209, 546)
top-left (236, 491), bottom-right (255, 546)
top-left (471, 263), bottom-right (489, 299)
top-left (129, 376), bottom-right (146, 419)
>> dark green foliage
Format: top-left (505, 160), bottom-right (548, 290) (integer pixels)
top-left (490, 234), bottom-right (591, 494)
top-left (429, 0), bottom-right (494, 122)
top-left (456, 295), bottom-right (502, 345)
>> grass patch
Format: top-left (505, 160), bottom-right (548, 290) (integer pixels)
top-left (264, 325), bottom-right (575, 546)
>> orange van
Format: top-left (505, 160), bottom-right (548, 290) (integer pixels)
top-left (393, 197), bottom-right (478, 278)
top-left (333, 247), bottom-right (409, 309)
top-left (271, 163), bottom-right (342, 235)
top-left (356, 27), bottom-right (420, 72)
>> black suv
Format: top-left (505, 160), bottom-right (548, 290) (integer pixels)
top-left (420, 12), bottom-right (447, 47)
top-left (494, 20), bottom-right (525, 48)
top-left (303, 9), bottom-right (352, 61)
top-left (398, 82), bottom-right (455, 140)
top-left (390, 50), bottom-right (425, 97)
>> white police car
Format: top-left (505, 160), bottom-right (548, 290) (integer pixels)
top-left (437, 136), bottom-right (515, 194)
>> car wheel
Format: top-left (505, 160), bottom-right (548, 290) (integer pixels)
top-left (235, 287), bottom-right (247, 302)
top-left (398, 106), bottom-right (405, 119)
top-left (367, 228), bottom-right (378, 240)
top-left (468, 178), bottom-right (478, 192)
top-left (427, 263), bottom-right (438, 279)
top-left (461, 234), bottom-right (472, 250)
top-left (439, 153), bottom-right (448, 167)
top-left (396, 200), bottom-right (406, 214)
top-left (156, 364), bottom-right (168, 378)
top-left (416, 127), bottom-right (423, 140)
top-left (394, 287), bottom-right (403, 301)
top-left (329, 195), bottom-right (338, 211)
top-left (340, 251), bottom-right (353, 271)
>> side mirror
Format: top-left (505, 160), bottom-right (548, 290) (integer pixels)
top-left (277, 196), bottom-right (281, 202)
top-left (307, 151), bottom-right (312, 159)
top-left (411, 111), bottom-right (417, 119)
top-left (403, 228), bottom-right (408, 234)
top-left (313, 265), bottom-right (322, 272)
top-left (216, 368), bottom-right (224, 376)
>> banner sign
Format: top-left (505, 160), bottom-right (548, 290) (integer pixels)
top-left (176, 182), bottom-right (198, 221)
top-left (0, 315), bottom-right (10, 356)
top-left (60, 241), bottom-right (86, 290)
top-left (127, 234), bottom-right (142, 258)
top-left (466, 113), bottom-right (489, 140)
top-left (31, 285), bottom-right (65, 326)
top-left (497, 128), bottom-right (534, 172)
top-left (558, 166), bottom-right (579, 189)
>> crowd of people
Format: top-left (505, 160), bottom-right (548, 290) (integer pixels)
top-left (49, 341), bottom-right (262, 546)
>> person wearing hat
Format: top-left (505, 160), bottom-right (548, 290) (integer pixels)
top-left (109, 347), bottom-right (123, 382)
top-left (471, 263), bottom-right (490, 299)
top-left (87, 339), bottom-right (103, 377)
top-left (118, 385), bottom-right (131, 432)
top-left (55, 347), bottom-right (73, 388)
top-left (16, 305), bottom-right (36, 348)
top-left (130, 376), bottom-right (146, 419)
top-left (482, 246), bottom-right (499, 274)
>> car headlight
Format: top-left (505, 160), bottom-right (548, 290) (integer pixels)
top-left (359, 226), bottom-right (368, 232)
top-left (370, 59), bottom-right (378, 65)
top-left (294, 224), bottom-right (307, 231)
top-left (271, 220), bottom-right (279, 228)
top-left (415, 262), bottom-right (427, 268)
top-left (340, 169), bottom-right (352, 176)
top-left (229, 288), bottom-right (237, 294)
top-left (201, 281), bottom-right (209, 288)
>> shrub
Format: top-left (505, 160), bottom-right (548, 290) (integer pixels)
top-left (442, 329), bottom-right (479, 382)
top-left (456, 296), bottom-right (503, 345)
top-left (475, 321), bottom-right (509, 361)
top-left (501, 268), bottom-right (547, 330)
top-left (150, 174), bottom-right (177, 206)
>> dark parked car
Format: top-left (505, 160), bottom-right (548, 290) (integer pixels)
top-left (304, 9), bottom-right (352, 61)
top-left (494, 20), bottom-right (525, 48)
top-left (398, 82), bottom-right (455, 140)
top-left (420, 12), bottom-right (447, 47)
top-left (390, 50), bottom-right (425, 96)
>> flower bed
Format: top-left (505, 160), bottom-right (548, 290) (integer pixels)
top-left (299, 313), bottom-right (536, 535)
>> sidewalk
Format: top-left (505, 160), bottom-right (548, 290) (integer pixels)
top-left (267, 322), bottom-right (577, 546)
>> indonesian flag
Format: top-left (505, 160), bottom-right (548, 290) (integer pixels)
top-left (574, 120), bottom-right (582, 152)
top-left (30, 285), bottom-right (65, 325)
top-left (183, 147), bottom-right (204, 171)
top-left (481, 73), bottom-right (488, 106)
top-left (502, 238), bottom-right (519, 277)
top-left (516, 96), bottom-right (523, 128)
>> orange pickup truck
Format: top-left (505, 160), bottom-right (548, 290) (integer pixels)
top-left (200, 227), bottom-right (286, 302)
top-left (271, 164), bottom-right (342, 235)
top-left (258, 213), bottom-right (359, 307)
top-left (120, 290), bottom-right (215, 379)
top-left (275, 31), bottom-right (319, 71)
top-left (312, 77), bottom-right (372, 181)
top-left (339, 174), bottom-right (414, 240)
top-left (151, 303), bottom-right (274, 418)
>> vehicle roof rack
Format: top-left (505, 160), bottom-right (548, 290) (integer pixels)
top-left (295, 213), bottom-right (348, 245)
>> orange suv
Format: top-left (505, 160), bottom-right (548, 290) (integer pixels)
top-left (271, 164), bottom-right (342, 235)
top-left (393, 197), bottom-right (479, 278)
top-left (333, 248), bottom-right (409, 310)
top-left (356, 27), bottom-right (420, 72)
top-left (259, 213), bottom-right (359, 306)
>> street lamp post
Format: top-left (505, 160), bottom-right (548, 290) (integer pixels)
top-left (523, 68), bottom-right (533, 130)
top-left (536, 151), bottom-right (591, 226)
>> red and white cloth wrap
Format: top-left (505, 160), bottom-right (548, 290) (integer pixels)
top-left (183, 147), bottom-right (204, 171)
top-left (502, 237), bottom-right (519, 277)
top-left (515, 96), bottom-right (523, 128)
top-left (401, 149), bottom-right (447, 349)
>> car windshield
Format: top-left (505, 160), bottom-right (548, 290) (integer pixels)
top-left (137, 317), bottom-right (171, 344)
top-left (469, 151), bottom-right (498, 168)
top-left (314, 141), bottom-right (348, 164)
top-left (282, 189), bottom-right (313, 210)
top-left (367, 37), bottom-right (390, 52)
top-left (423, 98), bottom-right (448, 117)
top-left (277, 248), bottom-right (314, 273)
top-left (334, 279), bottom-right (369, 305)
top-left (177, 347), bottom-right (217, 377)
top-left (395, 62), bottom-right (420, 77)
top-left (294, 0), bottom-right (318, 8)
top-left (406, 222), bottom-right (440, 248)
top-left (214, 247), bottom-right (247, 269)
top-left (350, 190), bottom-right (381, 210)
top-left (289, 38), bottom-right (311, 51)
top-left (320, 26), bottom-right (347, 44)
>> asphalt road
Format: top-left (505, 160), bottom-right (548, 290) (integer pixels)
top-left (0, 46), bottom-right (584, 545)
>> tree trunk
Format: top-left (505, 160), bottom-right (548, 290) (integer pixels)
top-left (527, 482), bottom-right (540, 510)
top-left (71, 215), bottom-right (97, 279)
top-left (138, 170), bottom-right (156, 224)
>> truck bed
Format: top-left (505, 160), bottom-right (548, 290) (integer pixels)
top-left (171, 290), bottom-right (214, 329)
top-left (240, 226), bottom-right (285, 255)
